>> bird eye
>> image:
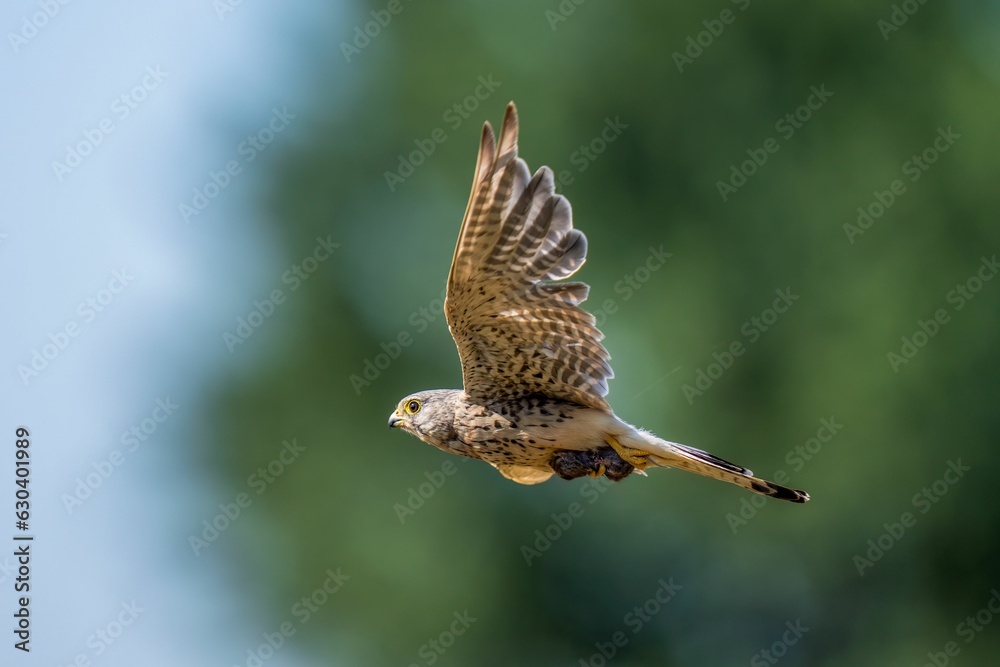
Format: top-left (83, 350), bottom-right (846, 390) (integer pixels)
top-left (404, 399), bottom-right (422, 415)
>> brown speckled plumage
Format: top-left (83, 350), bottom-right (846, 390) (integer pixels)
top-left (389, 103), bottom-right (809, 503)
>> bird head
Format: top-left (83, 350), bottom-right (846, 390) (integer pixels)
top-left (388, 389), bottom-right (460, 447)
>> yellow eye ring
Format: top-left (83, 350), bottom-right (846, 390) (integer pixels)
top-left (404, 399), bottom-right (422, 415)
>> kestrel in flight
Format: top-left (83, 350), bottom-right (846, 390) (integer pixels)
top-left (389, 102), bottom-right (809, 503)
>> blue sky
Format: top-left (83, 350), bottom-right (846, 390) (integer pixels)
top-left (1, 1), bottom-right (347, 664)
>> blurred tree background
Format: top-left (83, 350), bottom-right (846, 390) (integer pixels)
top-left (198, 1), bottom-right (1000, 664)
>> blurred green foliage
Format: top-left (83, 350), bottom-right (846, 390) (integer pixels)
top-left (200, 1), bottom-right (1000, 664)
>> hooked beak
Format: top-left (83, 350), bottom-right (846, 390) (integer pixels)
top-left (388, 413), bottom-right (403, 429)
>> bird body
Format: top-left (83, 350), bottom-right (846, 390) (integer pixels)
top-left (389, 102), bottom-right (810, 504)
top-left (392, 390), bottom-right (611, 469)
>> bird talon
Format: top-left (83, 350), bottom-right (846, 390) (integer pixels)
top-left (606, 435), bottom-right (650, 471)
top-left (588, 463), bottom-right (607, 478)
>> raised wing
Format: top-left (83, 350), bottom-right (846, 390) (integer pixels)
top-left (444, 102), bottom-right (613, 412)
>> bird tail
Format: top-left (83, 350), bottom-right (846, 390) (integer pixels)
top-left (626, 429), bottom-right (810, 503)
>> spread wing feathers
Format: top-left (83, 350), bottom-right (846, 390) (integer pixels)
top-left (445, 102), bottom-right (614, 411)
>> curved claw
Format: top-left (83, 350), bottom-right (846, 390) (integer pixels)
top-left (587, 463), bottom-right (607, 478)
